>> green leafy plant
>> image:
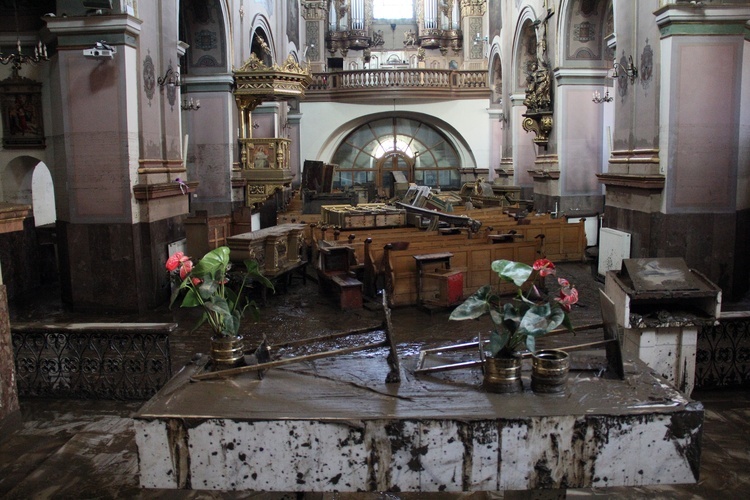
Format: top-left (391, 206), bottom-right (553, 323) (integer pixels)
top-left (449, 259), bottom-right (578, 357)
top-left (166, 246), bottom-right (274, 337)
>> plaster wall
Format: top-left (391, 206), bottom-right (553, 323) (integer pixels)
top-left (298, 100), bottom-right (490, 172)
top-left (560, 86), bottom-right (604, 196)
top-left (488, 114), bottom-right (504, 180)
top-left (59, 48), bottom-right (132, 224)
top-left (138, 2), bottom-right (165, 161)
top-left (512, 98), bottom-right (537, 187)
top-left (737, 37), bottom-right (750, 212)
top-left (183, 92), bottom-right (234, 213)
top-left (611, 0), bottom-right (661, 154)
top-left (665, 38), bottom-right (740, 214)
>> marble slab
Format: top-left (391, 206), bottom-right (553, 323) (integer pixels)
top-left (134, 352), bottom-right (703, 492)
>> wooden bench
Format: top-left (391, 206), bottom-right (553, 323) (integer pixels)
top-left (316, 245), bottom-right (364, 309)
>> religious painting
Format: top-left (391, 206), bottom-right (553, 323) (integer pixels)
top-left (0, 73), bottom-right (45, 149)
top-left (287, 0), bottom-right (300, 49)
top-left (253, 144), bottom-right (272, 169)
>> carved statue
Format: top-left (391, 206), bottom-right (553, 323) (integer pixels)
top-left (335, 0), bottom-right (348, 21)
top-left (523, 60), bottom-right (552, 112)
top-left (372, 29), bottom-right (385, 47)
top-left (255, 34), bottom-right (272, 56)
top-left (440, 0), bottom-right (451, 18)
top-left (404, 30), bottom-right (417, 47)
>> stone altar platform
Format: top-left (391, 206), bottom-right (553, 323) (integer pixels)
top-left (134, 351), bottom-right (702, 493)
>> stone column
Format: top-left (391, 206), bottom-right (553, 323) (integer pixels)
top-left (0, 279), bottom-right (20, 434)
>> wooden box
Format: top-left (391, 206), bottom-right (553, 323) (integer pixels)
top-left (422, 269), bottom-right (464, 307)
top-left (185, 211), bottom-right (232, 258)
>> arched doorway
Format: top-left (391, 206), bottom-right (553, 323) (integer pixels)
top-left (377, 151), bottom-right (413, 198)
top-left (0, 156), bottom-right (58, 299)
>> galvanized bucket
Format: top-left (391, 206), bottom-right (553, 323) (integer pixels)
top-left (531, 349), bottom-right (570, 394)
top-left (211, 335), bottom-right (245, 369)
top-left (483, 356), bottom-right (523, 393)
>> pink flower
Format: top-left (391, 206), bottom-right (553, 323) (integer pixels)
top-left (166, 252), bottom-right (184, 272)
top-left (191, 277), bottom-right (202, 286)
top-left (533, 259), bottom-right (556, 277)
top-left (179, 259), bottom-right (194, 280)
top-left (555, 285), bottom-right (579, 312)
top-left (557, 277), bottom-right (570, 287)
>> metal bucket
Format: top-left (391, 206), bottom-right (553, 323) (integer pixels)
top-left (483, 356), bottom-right (523, 393)
top-left (531, 349), bottom-right (570, 394)
top-left (211, 335), bottom-right (245, 369)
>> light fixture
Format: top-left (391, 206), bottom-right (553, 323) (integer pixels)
top-left (303, 42), bottom-right (315, 59)
top-left (473, 33), bottom-right (488, 57)
top-left (157, 67), bottom-right (179, 88)
top-left (612, 55), bottom-right (638, 84)
top-left (181, 98), bottom-right (200, 111)
top-left (473, 33), bottom-right (488, 46)
top-left (0, 0), bottom-right (50, 74)
top-left (592, 89), bottom-right (613, 103)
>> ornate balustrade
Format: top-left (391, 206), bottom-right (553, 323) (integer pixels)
top-left (307, 69), bottom-right (489, 101)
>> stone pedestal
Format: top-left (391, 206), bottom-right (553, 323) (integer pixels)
top-left (621, 326), bottom-right (699, 396)
top-left (605, 258), bottom-right (721, 396)
top-left (135, 353), bottom-right (703, 492)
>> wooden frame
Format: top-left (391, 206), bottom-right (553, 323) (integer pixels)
top-left (0, 73), bottom-right (45, 149)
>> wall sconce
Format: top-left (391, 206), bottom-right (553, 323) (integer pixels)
top-left (592, 89), bottom-right (613, 103)
top-left (181, 98), bottom-right (200, 111)
top-left (612, 55), bottom-right (638, 84)
top-left (303, 42), bottom-right (315, 59)
top-left (474, 33), bottom-right (488, 57)
top-left (473, 33), bottom-right (488, 46)
top-left (157, 67), bottom-right (179, 88)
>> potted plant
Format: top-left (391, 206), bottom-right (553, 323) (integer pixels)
top-left (166, 246), bottom-right (274, 368)
top-left (449, 258), bottom-right (578, 393)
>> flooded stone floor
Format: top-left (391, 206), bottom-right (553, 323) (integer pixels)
top-left (1, 262), bottom-right (749, 499)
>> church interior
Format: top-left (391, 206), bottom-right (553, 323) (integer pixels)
top-left (1, 0), bottom-right (749, 497)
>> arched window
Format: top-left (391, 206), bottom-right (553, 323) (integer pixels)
top-left (330, 117), bottom-right (461, 196)
top-left (373, 0), bottom-right (415, 20)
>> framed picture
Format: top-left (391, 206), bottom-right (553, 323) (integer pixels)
top-left (0, 73), bottom-right (45, 149)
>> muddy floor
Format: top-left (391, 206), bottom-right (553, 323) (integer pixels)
top-left (3, 262), bottom-right (750, 499)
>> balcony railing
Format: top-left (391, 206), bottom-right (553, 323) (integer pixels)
top-left (306, 68), bottom-right (489, 101)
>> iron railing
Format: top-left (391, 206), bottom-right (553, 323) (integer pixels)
top-left (12, 322), bottom-right (175, 400)
top-left (696, 312), bottom-right (750, 390)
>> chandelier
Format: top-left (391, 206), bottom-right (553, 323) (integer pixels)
top-left (0, 1), bottom-right (49, 73)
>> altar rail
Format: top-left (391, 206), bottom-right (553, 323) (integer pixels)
top-left (11, 322), bottom-right (175, 400)
top-left (696, 311), bottom-right (750, 390)
top-left (307, 69), bottom-right (489, 101)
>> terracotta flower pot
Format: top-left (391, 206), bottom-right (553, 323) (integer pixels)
top-left (531, 349), bottom-right (569, 394)
top-left (482, 355), bottom-right (523, 393)
top-left (211, 335), bottom-right (245, 369)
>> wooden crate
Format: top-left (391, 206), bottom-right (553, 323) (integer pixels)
top-left (185, 211), bottom-right (232, 258)
top-left (321, 204), bottom-right (406, 229)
